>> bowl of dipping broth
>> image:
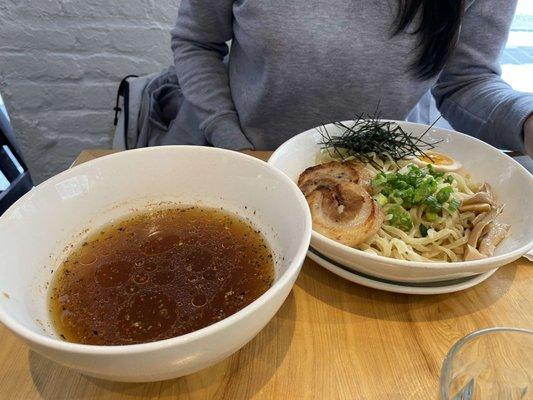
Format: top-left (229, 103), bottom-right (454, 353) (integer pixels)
top-left (0, 146), bottom-right (312, 382)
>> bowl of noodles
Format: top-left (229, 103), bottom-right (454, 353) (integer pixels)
top-left (269, 119), bottom-right (533, 283)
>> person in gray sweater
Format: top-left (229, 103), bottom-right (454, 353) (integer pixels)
top-left (170, 0), bottom-right (533, 156)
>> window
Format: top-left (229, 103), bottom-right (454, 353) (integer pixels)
top-left (501, 0), bottom-right (533, 92)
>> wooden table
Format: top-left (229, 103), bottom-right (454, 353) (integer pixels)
top-left (1, 149), bottom-right (531, 400)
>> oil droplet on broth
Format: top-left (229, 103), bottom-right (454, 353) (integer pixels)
top-left (152, 270), bottom-right (174, 285)
top-left (192, 294), bottom-right (207, 307)
top-left (143, 260), bottom-right (158, 272)
top-left (140, 232), bottom-right (180, 255)
top-left (117, 291), bottom-right (176, 340)
top-left (78, 252), bottom-right (97, 265)
top-left (202, 270), bottom-right (215, 280)
top-left (94, 260), bottom-right (133, 288)
top-left (48, 206), bottom-right (275, 345)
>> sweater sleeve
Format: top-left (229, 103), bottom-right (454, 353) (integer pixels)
top-left (170, 0), bottom-right (253, 150)
top-left (431, 0), bottom-right (533, 153)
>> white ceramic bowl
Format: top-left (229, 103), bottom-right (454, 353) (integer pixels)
top-left (0, 146), bottom-right (311, 382)
top-left (269, 121), bottom-right (533, 283)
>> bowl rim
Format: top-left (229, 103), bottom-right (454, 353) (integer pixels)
top-left (268, 119), bottom-right (533, 270)
top-left (0, 146), bottom-right (312, 354)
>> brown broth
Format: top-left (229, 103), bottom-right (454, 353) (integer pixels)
top-left (49, 206), bottom-right (275, 345)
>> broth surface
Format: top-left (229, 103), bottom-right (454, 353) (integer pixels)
top-left (49, 206), bottom-right (274, 345)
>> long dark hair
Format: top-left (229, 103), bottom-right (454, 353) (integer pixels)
top-left (393, 0), bottom-right (465, 79)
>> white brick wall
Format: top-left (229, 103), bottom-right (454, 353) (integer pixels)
top-left (0, 0), bottom-right (180, 182)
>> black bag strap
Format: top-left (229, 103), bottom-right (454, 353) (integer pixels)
top-left (0, 111), bottom-right (33, 215)
top-left (113, 74), bottom-right (138, 150)
top-left (0, 112), bottom-right (28, 174)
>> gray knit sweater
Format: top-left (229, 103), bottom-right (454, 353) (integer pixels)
top-left (170, 0), bottom-right (532, 153)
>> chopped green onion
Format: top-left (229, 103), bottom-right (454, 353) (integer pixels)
top-left (372, 173), bottom-right (388, 187)
top-left (388, 205), bottom-right (413, 231)
top-left (444, 175), bottom-right (454, 184)
top-left (427, 164), bottom-right (444, 178)
top-left (448, 198), bottom-right (461, 212)
top-left (376, 193), bottom-right (388, 207)
top-left (375, 163), bottom-right (459, 227)
top-left (425, 211), bottom-right (438, 222)
top-left (436, 186), bottom-right (453, 203)
top-left (424, 195), bottom-right (442, 213)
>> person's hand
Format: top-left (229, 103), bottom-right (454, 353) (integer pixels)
top-left (525, 114), bottom-right (533, 157)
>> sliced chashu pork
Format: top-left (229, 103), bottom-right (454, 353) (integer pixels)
top-left (298, 161), bottom-right (374, 195)
top-left (305, 182), bottom-right (383, 247)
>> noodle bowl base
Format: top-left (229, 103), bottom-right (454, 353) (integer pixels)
top-left (307, 248), bottom-right (498, 295)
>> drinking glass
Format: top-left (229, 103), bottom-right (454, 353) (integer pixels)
top-left (440, 327), bottom-right (533, 399)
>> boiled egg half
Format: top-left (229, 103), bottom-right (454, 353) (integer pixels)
top-left (410, 151), bottom-right (462, 172)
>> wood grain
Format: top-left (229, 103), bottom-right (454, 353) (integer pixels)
top-left (1, 149), bottom-right (531, 400)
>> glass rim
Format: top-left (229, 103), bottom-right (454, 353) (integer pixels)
top-left (440, 327), bottom-right (533, 399)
